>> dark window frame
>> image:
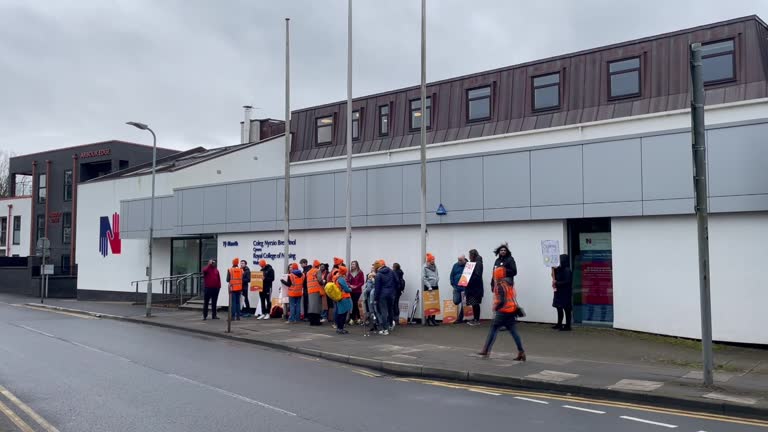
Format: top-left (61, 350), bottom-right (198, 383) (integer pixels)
top-left (62, 212), bottom-right (72, 244)
top-left (700, 38), bottom-right (736, 86)
top-left (36, 214), bottom-right (45, 242)
top-left (607, 57), bottom-right (642, 100)
top-left (351, 109), bottom-right (361, 141)
top-left (531, 72), bottom-right (561, 112)
top-left (37, 173), bottom-right (47, 204)
top-left (409, 96), bottom-right (432, 131)
top-left (466, 85), bottom-right (492, 123)
top-left (315, 115), bottom-right (334, 146)
top-left (0, 216), bottom-right (6, 247)
top-left (378, 104), bottom-right (390, 137)
top-left (63, 169), bottom-right (73, 202)
top-left (12, 216), bottom-right (21, 245)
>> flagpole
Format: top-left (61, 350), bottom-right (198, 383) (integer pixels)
top-left (345, 0), bottom-right (353, 267)
top-left (283, 18), bottom-right (291, 274)
top-left (419, 0), bottom-right (427, 294)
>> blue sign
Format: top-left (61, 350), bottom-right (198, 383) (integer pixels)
top-left (436, 203), bottom-right (447, 216)
top-left (222, 241), bottom-right (239, 248)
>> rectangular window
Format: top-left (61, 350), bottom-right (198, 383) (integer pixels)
top-left (701, 39), bottom-right (735, 84)
top-left (378, 105), bottom-right (389, 136)
top-left (36, 215), bottom-right (45, 242)
top-left (63, 170), bottom-right (73, 201)
top-left (609, 57), bottom-right (641, 99)
top-left (467, 86), bottom-right (491, 121)
top-left (12, 216), bottom-right (21, 245)
top-left (316, 116), bottom-right (334, 145)
top-left (0, 217), bottom-right (6, 246)
top-left (410, 97), bottom-right (432, 130)
top-left (61, 254), bottom-right (71, 273)
top-left (38, 173), bottom-right (47, 204)
top-left (351, 110), bottom-right (360, 140)
top-left (62, 212), bottom-right (72, 244)
top-left (533, 73), bottom-right (560, 111)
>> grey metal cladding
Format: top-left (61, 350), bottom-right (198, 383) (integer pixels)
top-left (531, 146), bottom-right (583, 206)
top-left (708, 123), bottom-right (768, 197)
top-left (305, 173), bottom-right (334, 219)
top-left (641, 133), bottom-right (693, 200)
top-left (276, 177), bottom-right (306, 220)
top-left (181, 188), bottom-right (204, 226)
top-left (441, 157), bottom-right (483, 211)
top-left (583, 139), bottom-right (642, 203)
top-left (203, 185), bottom-right (227, 225)
top-left (129, 199), bottom-right (146, 231)
top-left (403, 162), bottom-right (440, 213)
top-left (334, 170), bottom-right (367, 217)
top-left (120, 201), bottom-right (131, 232)
top-left (226, 182), bottom-right (251, 223)
top-left (483, 152), bottom-right (530, 209)
top-left (251, 179), bottom-right (277, 222)
top-left (366, 166), bottom-right (403, 215)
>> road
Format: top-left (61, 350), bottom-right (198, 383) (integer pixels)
top-left (0, 301), bottom-right (765, 432)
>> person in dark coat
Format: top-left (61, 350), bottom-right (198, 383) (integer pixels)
top-left (301, 258), bottom-right (311, 321)
top-left (240, 260), bottom-right (252, 314)
top-left (466, 249), bottom-right (484, 325)
top-left (392, 263), bottom-right (405, 324)
top-left (450, 255), bottom-right (467, 323)
top-left (552, 254), bottom-right (573, 331)
top-left (202, 260), bottom-right (221, 320)
top-left (374, 260), bottom-right (398, 334)
top-left (492, 243), bottom-right (517, 292)
top-left (258, 259), bottom-right (275, 319)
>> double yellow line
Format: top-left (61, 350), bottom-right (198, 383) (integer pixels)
top-left (398, 378), bottom-right (768, 428)
top-left (0, 385), bottom-right (59, 432)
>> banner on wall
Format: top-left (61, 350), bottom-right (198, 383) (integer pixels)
top-left (457, 262), bottom-right (476, 287)
top-left (442, 300), bottom-right (458, 324)
top-left (541, 240), bottom-right (561, 267)
top-left (251, 271), bottom-right (264, 292)
top-left (423, 290), bottom-right (441, 316)
top-left (398, 301), bottom-right (410, 325)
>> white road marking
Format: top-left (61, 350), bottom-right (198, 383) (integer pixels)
top-left (620, 416), bottom-right (677, 428)
top-left (514, 396), bottom-right (549, 404)
top-left (167, 373), bottom-right (296, 416)
top-left (16, 324), bottom-right (56, 338)
top-left (0, 385), bottom-right (61, 432)
top-left (563, 405), bottom-right (606, 414)
top-left (469, 389), bottom-right (501, 396)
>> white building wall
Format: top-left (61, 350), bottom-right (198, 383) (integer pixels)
top-left (75, 173), bottom-right (172, 294)
top-left (1, 196), bottom-right (32, 257)
top-left (612, 214), bottom-right (768, 345)
top-left (217, 220), bottom-right (565, 321)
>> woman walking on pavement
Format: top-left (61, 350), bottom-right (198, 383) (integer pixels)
top-left (348, 260), bottom-right (365, 324)
top-left (334, 265), bottom-right (353, 334)
top-left (479, 267), bottom-right (525, 361)
top-left (552, 254), bottom-right (573, 331)
top-left (422, 253), bottom-right (440, 326)
top-left (466, 249), bottom-right (484, 326)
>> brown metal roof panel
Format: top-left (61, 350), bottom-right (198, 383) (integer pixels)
top-left (521, 117), bottom-right (536, 132)
top-left (667, 93), bottom-right (688, 111)
top-left (649, 96), bottom-right (668, 113)
top-left (565, 109), bottom-right (582, 125)
top-left (583, 53), bottom-right (602, 107)
top-left (433, 129), bottom-right (447, 145)
top-left (445, 128), bottom-right (459, 142)
top-left (468, 124), bottom-right (484, 139)
top-left (668, 34), bottom-right (691, 95)
top-left (497, 70), bottom-right (515, 120)
top-left (308, 148), bottom-right (320, 160)
top-left (507, 117), bottom-right (524, 133)
top-left (481, 122), bottom-right (498, 137)
top-left (494, 120), bottom-right (511, 135)
top-left (596, 105), bottom-right (614, 121)
top-left (723, 84), bottom-right (746, 104)
top-left (705, 88), bottom-right (726, 106)
top-left (581, 106), bottom-right (599, 123)
top-left (745, 80), bottom-right (767, 99)
top-left (510, 68), bottom-right (528, 119)
top-left (361, 140), bottom-right (374, 154)
top-left (456, 126), bottom-right (471, 141)
top-left (426, 131), bottom-right (437, 145)
top-left (401, 134), bottom-right (415, 150)
top-left (534, 114), bottom-right (553, 129)
top-left (550, 111), bottom-right (567, 128)
top-left (567, 56), bottom-right (586, 110)
top-left (612, 101), bottom-right (633, 119)
top-left (650, 38), bottom-right (670, 98)
top-left (630, 98), bottom-right (650, 117)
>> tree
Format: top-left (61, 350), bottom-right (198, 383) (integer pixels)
top-left (0, 150), bottom-right (9, 198)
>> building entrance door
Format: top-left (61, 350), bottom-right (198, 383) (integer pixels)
top-left (568, 218), bottom-right (613, 326)
top-left (171, 237), bottom-right (217, 297)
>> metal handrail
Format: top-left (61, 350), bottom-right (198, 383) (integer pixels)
top-left (132, 273), bottom-right (200, 303)
top-left (176, 273), bottom-right (202, 306)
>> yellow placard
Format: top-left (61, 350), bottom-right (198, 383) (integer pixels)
top-left (423, 290), bottom-right (441, 316)
top-left (251, 271), bottom-right (264, 292)
top-left (442, 300), bottom-right (458, 324)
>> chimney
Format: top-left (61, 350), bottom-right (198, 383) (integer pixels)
top-left (242, 105), bottom-right (253, 143)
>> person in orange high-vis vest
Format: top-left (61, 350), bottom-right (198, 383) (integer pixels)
top-left (306, 260), bottom-right (323, 326)
top-left (478, 267), bottom-right (525, 361)
top-left (226, 258), bottom-right (244, 320)
top-left (281, 263), bottom-right (305, 323)
top-left (333, 266), bottom-right (353, 334)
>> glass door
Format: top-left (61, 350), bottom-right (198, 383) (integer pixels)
top-left (569, 218), bottom-right (613, 326)
top-left (172, 239), bottom-right (200, 296)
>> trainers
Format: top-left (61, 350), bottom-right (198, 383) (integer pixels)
top-left (320, 318), bottom-right (327, 323)
top-left (263, 315), bottom-right (270, 320)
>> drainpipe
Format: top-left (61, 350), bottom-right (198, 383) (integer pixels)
top-left (70, 154), bottom-right (78, 275)
top-left (6, 204), bottom-right (11, 255)
top-left (29, 161), bottom-right (37, 256)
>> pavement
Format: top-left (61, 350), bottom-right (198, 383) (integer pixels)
top-left (3, 294), bottom-right (767, 424)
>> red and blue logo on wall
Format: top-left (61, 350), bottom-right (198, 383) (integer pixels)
top-left (99, 213), bottom-right (122, 257)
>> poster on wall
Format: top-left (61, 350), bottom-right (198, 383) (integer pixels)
top-left (541, 240), bottom-right (561, 267)
top-left (251, 271), bottom-right (264, 292)
top-left (442, 300), bottom-right (458, 324)
top-left (423, 290), bottom-right (441, 316)
top-left (457, 262), bottom-right (476, 287)
top-left (577, 232), bottom-right (613, 323)
top-left (398, 301), bottom-right (410, 325)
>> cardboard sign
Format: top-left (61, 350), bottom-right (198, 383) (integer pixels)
top-left (463, 302), bottom-right (474, 321)
top-left (442, 300), bottom-right (458, 324)
top-left (251, 271), bottom-right (264, 292)
top-left (399, 301), bottom-right (410, 325)
top-left (541, 240), bottom-right (561, 267)
top-left (457, 262), bottom-right (476, 287)
top-left (423, 289), bottom-right (441, 316)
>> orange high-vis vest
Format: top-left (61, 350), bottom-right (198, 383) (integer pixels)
top-left (494, 280), bottom-right (517, 314)
top-left (288, 274), bottom-right (305, 297)
top-left (307, 268), bottom-right (322, 295)
top-left (229, 267), bottom-right (244, 292)
top-left (335, 275), bottom-right (352, 300)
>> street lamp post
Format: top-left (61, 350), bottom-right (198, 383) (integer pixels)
top-left (127, 121), bottom-right (157, 318)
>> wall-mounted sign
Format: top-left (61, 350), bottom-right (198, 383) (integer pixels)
top-left (79, 149), bottom-right (111, 159)
top-left (99, 212), bottom-right (121, 257)
top-left (48, 212), bottom-right (62, 224)
top-left (252, 239), bottom-right (297, 263)
top-left (436, 203), bottom-right (447, 216)
top-left (222, 241), bottom-right (239, 247)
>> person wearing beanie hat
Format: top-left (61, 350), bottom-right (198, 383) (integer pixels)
top-left (281, 263), bottom-right (305, 323)
top-left (240, 260), bottom-right (252, 316)
top-left (333, 265), bottom-right (353, 334)
top-left (478, 267), bottom-right (525, 361)
top-left (257, 259), bottom-right (275, 320)
top-left (374, 259), bottom-right (398, 335)
top-left (300, 259), bottom-right (311, 322)
top-left (306, 260), bottom-right (324, 326)
top-left (422, 253), bottom-right (440, 326)
top-left (226, 257), bottom-right (244, 321)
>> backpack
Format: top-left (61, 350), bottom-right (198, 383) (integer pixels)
top-left (324, 282), bottom-right (343, 302)
top-left (269, 305), bottom-right (284, 319)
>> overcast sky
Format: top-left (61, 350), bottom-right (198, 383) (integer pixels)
top-left (1, 0), bottom-right (766, 155)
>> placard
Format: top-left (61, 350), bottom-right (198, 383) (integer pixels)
top-left (423, 289), bottom-right (441, 316)
top-left (442, 300), bottom-right (458, 324)
top-left (398, 301), bottom-right (410, 325)
top-left (541, 240), bottom-right (561, 267)
top-left (463, 302), bottom-right (474, 321)
top-left (457, 262), bottom-right (476, 287)
top-left (250, 271), bottom-right (264, 292)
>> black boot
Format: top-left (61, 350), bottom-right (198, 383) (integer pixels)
top-left (431, 317), bottom-right (440, 326)
top-left (552, 324), bottom-right (562, 330)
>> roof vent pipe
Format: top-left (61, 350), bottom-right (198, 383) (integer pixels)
top-left (242, 105), bottom-right (253, 144)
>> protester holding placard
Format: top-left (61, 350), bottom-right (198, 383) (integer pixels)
top-left (552, 254), bottom-right (573, 331)
top-left (466, 249), bottom-right (484, 326)
top-left (422, 253), bottom-right (440, 326)
top-left (450, 255), bottom-right (467, 324)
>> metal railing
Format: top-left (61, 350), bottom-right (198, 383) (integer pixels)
top-left (131, 273), bottom-right (202, 306)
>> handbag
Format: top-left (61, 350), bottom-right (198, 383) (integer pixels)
top-left (513, 286), bottom-right (526, 318)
